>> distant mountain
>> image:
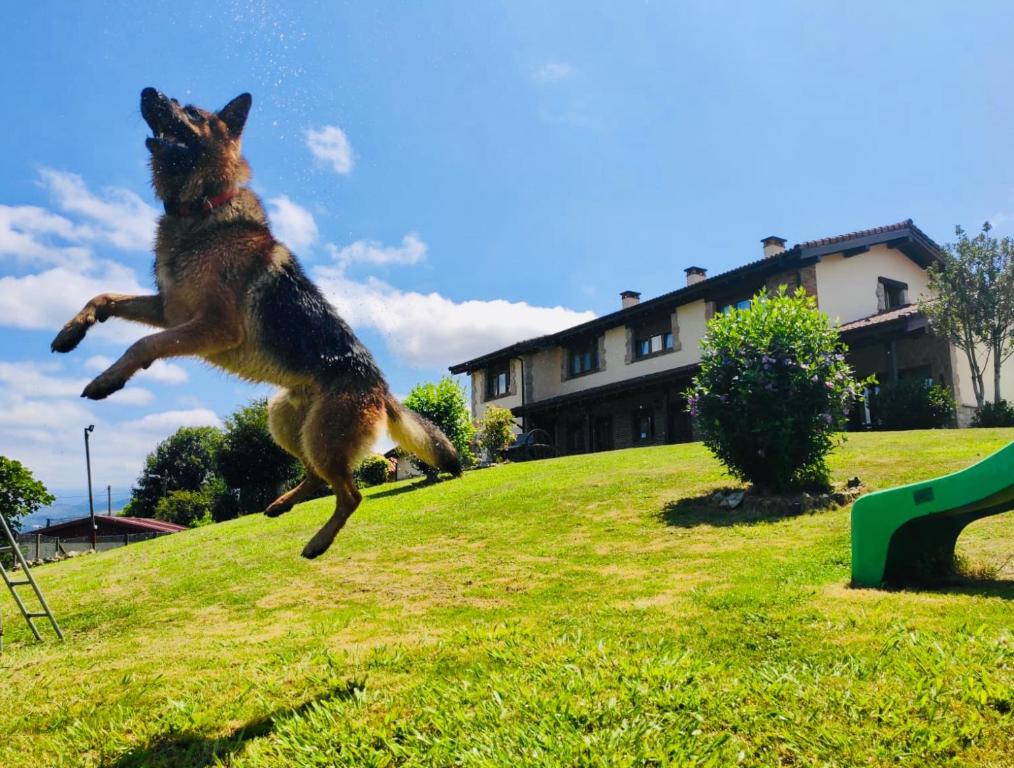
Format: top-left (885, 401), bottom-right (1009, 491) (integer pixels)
top-left (19, 489), bottom-right (133, 531)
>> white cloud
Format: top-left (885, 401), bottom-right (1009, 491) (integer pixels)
top-left (38, 168), bottom-right (158, 252)
top-left (0, 360), bottom-right (153, 405)
top-left (313, 244), bottom-right (595, 367)
top-left (108, 388), bottom-right (154, 406)
top-left (0, 360), bottom-right (87, 398)
top-left (306, 125), bottom-right (354, 174)
top-left (327, 232), bottom-right (427, 269)
top-left (0, 170), bottom-right (159, 346)
top-left (0, 394), bottom-right (221, 490)
top-left (121, 409), bottom-right (222, 432)
top-left (0, 260), bottom-right (149, 345)
top-left (266, 195), bottom-right (318, 252)
top-left (534, 61), bottom-right (577, 83)
top-left (1, 396), bottom-right (95, 432)
top-left (0, 361), bottom-right (184, 488)
top-left (0, 205), bottom-right (92, 267)
top-left (84, 355), bottom-right (113, 371)
top-left (141, 360), bottom-right (190, 385)
top-left (85, 356), bottom-right (189, 385)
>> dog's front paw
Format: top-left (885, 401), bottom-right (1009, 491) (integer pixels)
top-left (51, 320), bottom-right (91, 353)
top-left (81, 372), bottom-right (126, 400)
top-left (264, 499), bottom-right (294, 518)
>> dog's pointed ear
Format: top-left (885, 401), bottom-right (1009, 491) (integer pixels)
top-left (218, 93), bottom-right (252, 136)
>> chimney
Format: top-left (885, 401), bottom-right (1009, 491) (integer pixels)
top-left (620, 290), bottom-right (641, 309)
top-left (762, 235), bottom-right (787, 259)
top-left (684, 266), bottom-right (707, 286)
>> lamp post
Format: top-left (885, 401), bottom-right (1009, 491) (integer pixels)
top-left (84, 424), bottom-right (96, 551)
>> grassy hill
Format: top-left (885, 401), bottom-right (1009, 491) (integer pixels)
top-left (2, 430), bottom-right (1012, 767)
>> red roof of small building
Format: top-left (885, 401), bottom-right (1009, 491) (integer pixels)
top-left (31, 515), bottom-right (187, 536)
top-left (109, 516), bottom-right (187, 533)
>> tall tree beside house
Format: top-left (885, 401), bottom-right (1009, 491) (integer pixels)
top-left (404, 377), bottom-right (475, 471)
top-left (922, 224), bottom-right (1014, 408)
top-left (127, 426), bottom-right (225, 519)
top-left (217, 399), bottom-right (301, 514)
top-left (0, 456), bottom-right (54, 536)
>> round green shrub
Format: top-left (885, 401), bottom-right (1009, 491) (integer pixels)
top-left (476, 405), bottom-right (518, 462)
top-left (871, 379), bottom-right (955, 430)
top-left (354, 454), bottom-right (390, 488)
top-left (687, 287), bottom-right (863, 492)
top-left (154, 489), bottom-right (213, 528)
top-left (970, 399), bottom-right (1014, 428)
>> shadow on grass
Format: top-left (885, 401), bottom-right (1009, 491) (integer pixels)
top-left (908, 578), bottom-right (1014, 599)
top-left (853, 576), bottom-right (1014, 600)
top-left (659, 491), bottom-right (809, 529)
top-left (108, 679), bottom-right (365, 768)
top-left (368, 477), bottom-right (436, 500)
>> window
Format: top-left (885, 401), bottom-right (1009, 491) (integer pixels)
top-left (632, 315), bottom-right (675, 360)
top-left (633, 410), bottom-right (654, 442)
top-left (636, 332), bottom-right (673, 358)
top-left (485, 361), bottom-right (510, 400)
top-left (719, 298), bottom-right (752, 314)
top-left (567, 338), bottom-right (599, 377)
top-left (879, 277), bottom-right (908, 311)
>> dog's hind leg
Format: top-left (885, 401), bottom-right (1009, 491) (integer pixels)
top-left (298, 389), bottom-right (386, 559)
top-left (265, 389), bottom-right (326, 517)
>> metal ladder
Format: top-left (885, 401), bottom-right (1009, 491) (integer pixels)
top-left (0, 513), bottom-right (63, 653)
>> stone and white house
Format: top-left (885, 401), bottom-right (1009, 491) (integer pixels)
top-left (449, 219), bottom-right (1014, 456)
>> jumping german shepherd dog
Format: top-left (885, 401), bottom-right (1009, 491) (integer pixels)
top-left (51, 88), bottom-right (461, 558)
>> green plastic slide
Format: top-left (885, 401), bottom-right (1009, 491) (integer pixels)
top-left (851, 441), bottom-right (1014, 587)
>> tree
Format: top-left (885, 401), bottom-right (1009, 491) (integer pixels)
top-left (354, 454), bottom-right (390, 487)
top-left (476, 405), bottom-right (517, 462)
top-left (154, 489), bottom-right (213, 528)
top-left (0, 457), bottom-right (54, 536)
top-left (129, 426), bottom-right (225, 518)
top-left (687, 288), bottom-right (865, 492)
top-left (404, 377), bottom-right (475, 470)
top-left (922, 224), bottom-right (1014, 407)
top-left (869, 379), bottom-right (955, 430)
top-left (217, 399), bottom-right (300, 513)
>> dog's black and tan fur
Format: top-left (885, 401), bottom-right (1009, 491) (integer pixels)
top-left (51, 88), bottom-right (461, 558)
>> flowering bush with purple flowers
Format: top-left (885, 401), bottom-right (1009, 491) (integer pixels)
top-left (687, 287), bottom-right (865, 492)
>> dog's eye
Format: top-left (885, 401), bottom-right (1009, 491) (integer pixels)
top-left (185, 107), bottom-right (204, 123)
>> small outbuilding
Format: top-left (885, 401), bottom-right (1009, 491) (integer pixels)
top-left (28, 516), bottom-right (186, 539)
top-left (383, 449), bottom-right (424, 482)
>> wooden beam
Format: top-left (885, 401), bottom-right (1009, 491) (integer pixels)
top-left (842, 245), bottom-right (870, 258)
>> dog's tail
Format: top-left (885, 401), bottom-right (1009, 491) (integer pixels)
top-left (385, 394), bottom-right (462, 477)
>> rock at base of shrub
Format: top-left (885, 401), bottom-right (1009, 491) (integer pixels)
top-left (706, 480), bottom-right (866, 519)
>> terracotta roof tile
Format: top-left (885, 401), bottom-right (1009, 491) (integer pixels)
top-left (836, 304), bottom-right (922, 332)
top-left (796, 219), bottom-right (914, 250)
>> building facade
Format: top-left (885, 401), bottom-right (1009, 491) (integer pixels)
top-left (449, 220), bottom-right (1013, 456)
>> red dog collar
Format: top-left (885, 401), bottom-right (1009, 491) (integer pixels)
top-left (164, 188), bottom-right (239, 217)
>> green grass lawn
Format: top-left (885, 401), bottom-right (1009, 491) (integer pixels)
top-left (2, 430), bottom-right (1012, 767)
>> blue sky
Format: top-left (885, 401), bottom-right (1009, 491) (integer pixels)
top-left (2, 1), bottom-right (1014, 496)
